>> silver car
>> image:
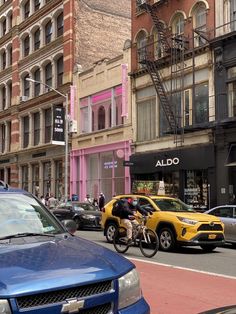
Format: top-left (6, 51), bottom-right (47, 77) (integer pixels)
top-left (205, 205), bottom-right (236, 246)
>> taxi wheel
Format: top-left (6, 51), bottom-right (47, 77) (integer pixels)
top-left (105, 223), bottom-right (118, 243)
top-left (158, 227), bottom-right (176, 251)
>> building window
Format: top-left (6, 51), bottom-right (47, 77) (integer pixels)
top-left (34, 28), bottom-right (40, 50)
top-left (23, 35), bottom-right (30, 57)
top-left (34, 0), bottom-right (40, 12)
top-left (21, 165), bottom-right (29, 191)
top-left (1, 85), bottom-right (6, 110)
top-left (55, 160), bottom-right (63, 199)
top-left (153, 25), bottom-right (164, 60)
top-left (45, 20), bottom-right (52, 44)
top-left (8, 46), bottom-right (12, 65)
top-left (33, 68), bottom-right (41, 96)
top-left (0, 124), bottom-right (5, 153)
top-left (230, 0), bottom-right (236, 31)
top-left (172, 13), bottom-right (185, 36)
top-left (56, 56), bottom-right (63, 87)
top-left (33, 112), bottom-right (40, 146)
top-left (194, 83), bottom-right (209, 124)
top-left (32, 164), bottom-right (39, 196)
top-left (23, 74), bottom-right (30, 97)
top-left (98, 106), bottom-right (105, 130)
top-left (23, 115), bottom-right (29, 148)
top-left (7, 82), bottom-right (12, 107)
top-left (136, 30), bottom-right (147, 65)
top-left (227, 66), bottom-right (236, 117)
top-left (57, 12), bottom-right (63, 37)
top-left (2, 18), bottom-right (6, 35)
top-left (8, 13), bottom-right (12, 29)
top-left (137, 98), bottom-right (156, 141)
top-left (24, 0), bottom-right (30, 19)
top-left (194, 3), bottom-right (207, 46)
top-left (2, 50), bottom-right (6, 69)
top-left (44, 108), bottom-right (51, 143)
top-left (43, 162), bottom-right (51, 196)
top-left (45, 63), bottom-right (52, 87)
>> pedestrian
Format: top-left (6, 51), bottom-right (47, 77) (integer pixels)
top-left (84, 194), bottom-right (92, 203)
top-left (40, 195), bottom-right (46, 205)
top-left (93, 197), bottom-right (99, 208)
top-left (98, 192), bottom-right (105, 211)
top-left (48, 193), bottom-right (58, 209)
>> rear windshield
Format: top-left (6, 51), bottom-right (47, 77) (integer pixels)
top-left (153, 198), bottom-right (195, 212)
top-left (0, 193), bottom-right (64, 238)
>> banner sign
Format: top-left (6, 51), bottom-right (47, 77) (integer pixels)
top-left (52, 106), bottom-right (65, 145)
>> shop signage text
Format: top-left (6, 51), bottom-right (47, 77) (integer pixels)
top-left (155, 157), bottom-right (180, 167)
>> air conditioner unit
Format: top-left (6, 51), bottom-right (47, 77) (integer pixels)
top-left (20, 95), bottom-right (29, 102)
top-left (69, 119), bottom-right (78, 133)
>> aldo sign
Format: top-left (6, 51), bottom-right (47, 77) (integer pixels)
top-left (155, 157), bottom-right (180, 167)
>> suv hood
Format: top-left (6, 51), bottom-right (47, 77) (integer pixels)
top-left (160, 211), bottom-right (222, 222)
top-left (0, 235), bottom-right (132, 297)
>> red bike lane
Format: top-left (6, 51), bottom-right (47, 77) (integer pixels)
top-left (132, 259), bottom-right (236, 314)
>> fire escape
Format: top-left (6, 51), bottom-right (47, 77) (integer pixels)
top-left (138, 0), bottom-right (185, 143)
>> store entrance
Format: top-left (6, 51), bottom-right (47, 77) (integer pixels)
top-left (184, 170), bottom-right (209, 211)
top-left (228, 167), bottom-right (236, 203)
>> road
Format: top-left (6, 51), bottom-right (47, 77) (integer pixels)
top-left (76, 230), bottom-right (236, 314)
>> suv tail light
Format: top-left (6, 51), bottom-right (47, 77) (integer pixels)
top-left (101, 207), bottom-right (105, 212)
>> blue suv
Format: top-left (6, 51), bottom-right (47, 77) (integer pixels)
top-left (0, 182), bottom-right (150, 314)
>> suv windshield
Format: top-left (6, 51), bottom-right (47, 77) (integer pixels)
top-left (153, 198), bottom-right (195, 212)
top-left (0, 193), bottom-right (64, 238)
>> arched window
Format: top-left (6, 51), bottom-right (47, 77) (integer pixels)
top-left (136, 30), bottom-right (147, 65)
top-left (57, 12), bottom-right (63, 37)
top-left (34, 28), bottom-right (40, 50)
top-left (153, 25), bottom-right (165, 60)
top-left (45, 63), bottom-right (52, 87)
top-left (24, 0), bottom-right (30, 19)
top-left (98, 106), bottom-right (105, 130)
top-left (23, 35), bottom-right (30, 57)
top-left (8, 46), bottom-right (12, 65)
top-left (45, 21), bottom-right (52, 44)
top-left (23, 74), bottom-right (30, 97)
top-left (172, 13), bottom-right (185, 36)
top-left (33, 68), bottom-right (41, 96)
top-left (34, 0), bottom-right (40, 12)
top-left (1, 85), bottom-right (6, 110)
top-left (2, 50), bottom-right (6, 69)
top-left (2, 18), bottom-right (6, 36)
top-left (193, 3), bottom-right (207, 46)
top-left (56, 56), bottom-right (63, 87)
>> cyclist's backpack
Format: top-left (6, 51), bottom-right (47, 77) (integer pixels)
top-left (112, 200), bottom-right (124, 218)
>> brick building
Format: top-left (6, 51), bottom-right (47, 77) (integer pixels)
top-left (0, 0), bottom-right (130, 199)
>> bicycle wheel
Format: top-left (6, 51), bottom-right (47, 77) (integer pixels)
top-left (113, 227), bottom-right (129, 254)
top-left (139, 228), bottom-right (159, 258)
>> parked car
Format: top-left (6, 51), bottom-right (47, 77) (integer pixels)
top-left (101, 194), bottom-right (225, 252)
top-left (205, 205), bottom-right (236, 246)
top-left (0, 181), bottom-right (150, 314)
top-left (52, 201), bottom-right (102, 230)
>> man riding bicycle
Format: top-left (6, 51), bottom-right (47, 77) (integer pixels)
top-left (118, 197), bottom-right (152, 244)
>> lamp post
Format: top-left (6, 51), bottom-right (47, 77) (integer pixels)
top-left (26, 78), bottom-right (69, 202)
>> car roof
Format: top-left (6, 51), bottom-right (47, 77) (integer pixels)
top-left (113, 194), bottom-right (176, 200)
top-left (0, 182), bottom-right (27, 194)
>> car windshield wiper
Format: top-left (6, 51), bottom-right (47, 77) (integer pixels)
top-left (0, 232), bottom-right (56, 240)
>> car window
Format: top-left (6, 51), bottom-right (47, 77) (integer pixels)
top-left (153, 198), bottom-right (195, 212)
top-left (0, 193), bottom-right (63, 238)
top-left (214, 207), bottom-right (233, 218)
top-left (138, 198), bottom-right (155, 211)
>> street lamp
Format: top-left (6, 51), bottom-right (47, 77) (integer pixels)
top-left (26, 78), bottom-right (69, 202)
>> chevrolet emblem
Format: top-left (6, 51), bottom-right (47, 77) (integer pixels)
top-left (61, 299), bottom-right (85, 313)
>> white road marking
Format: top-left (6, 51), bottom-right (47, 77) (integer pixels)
top-left (130, 257), bottom-right (236, 280)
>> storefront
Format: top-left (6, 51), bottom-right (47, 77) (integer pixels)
top-left (130, 144), bottom-right (216, 211)
top-left (70, 140), bottom-right (131, 201)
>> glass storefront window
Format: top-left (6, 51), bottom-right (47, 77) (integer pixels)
top-left (22, 165), bottom-right (28, 191)
top-left (32, 164), bottom-right (39, 196)
top-left (55, 160), bottom-right (63, 200)
top-left (184, 170), bottom-right (208, 211)
top-left (43, 162), bottom-right (51, 196)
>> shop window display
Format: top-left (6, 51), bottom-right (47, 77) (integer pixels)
top-left (184, 170), bottom-right (208, 211)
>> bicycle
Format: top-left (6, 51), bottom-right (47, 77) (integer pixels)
top-left (113, 215), bottom-right (159, 258)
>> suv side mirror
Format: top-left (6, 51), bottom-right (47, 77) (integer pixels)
top-left (61, 219), bottom-right (77, 234)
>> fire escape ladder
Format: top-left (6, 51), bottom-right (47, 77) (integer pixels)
top-left (139, 1), bottom-right (171, 53)
top-left (145, 60), bottom-right (177, 133)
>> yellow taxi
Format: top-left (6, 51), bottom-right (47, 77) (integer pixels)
top-left (101, 194), bottom-right (225, 252)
